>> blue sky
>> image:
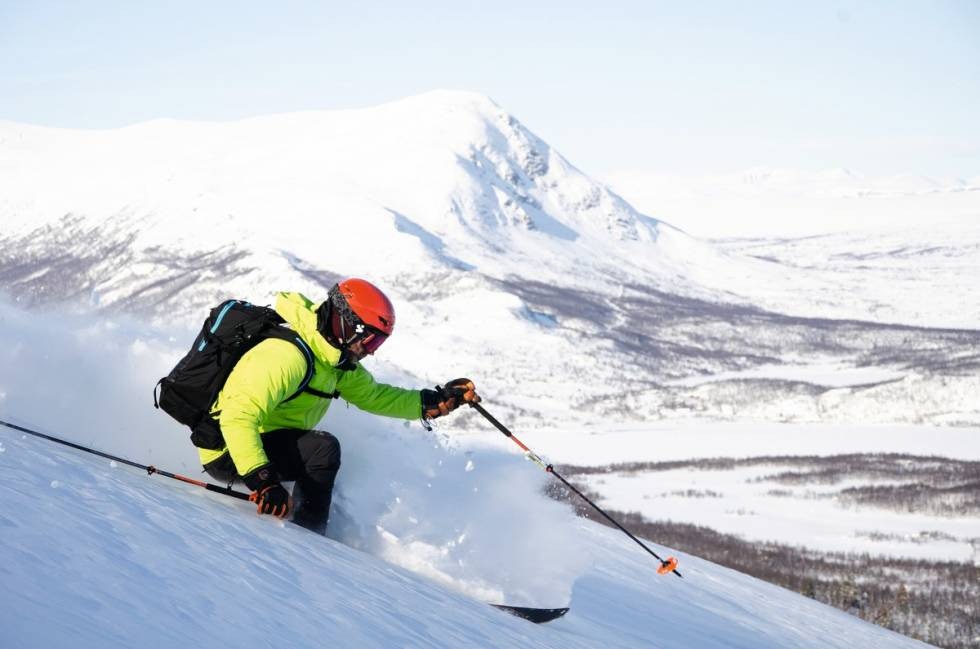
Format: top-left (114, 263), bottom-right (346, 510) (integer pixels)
top-left (1, 1), bottom-right (978, 177)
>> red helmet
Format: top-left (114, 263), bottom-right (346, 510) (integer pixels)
top-left (318, 278), bottom-right (395, 353)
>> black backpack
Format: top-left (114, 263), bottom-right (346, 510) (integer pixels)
top-left (154, 299), bottom-right (337, 450)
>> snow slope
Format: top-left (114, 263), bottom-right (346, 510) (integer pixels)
top-left (0, 399), bottom-right (930, 649)
top-left (0, 294), bottom-right (936, 649)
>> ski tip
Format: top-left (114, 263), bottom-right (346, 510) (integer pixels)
top-left (492, 604), bottom-right (570, 623)
top-left (656, 556), bottom-right (679, 576)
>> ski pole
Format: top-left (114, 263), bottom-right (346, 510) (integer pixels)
top-left (0, 418), bottom-right (251, 502)
top-left (469, 402), bottom-right (682, 578)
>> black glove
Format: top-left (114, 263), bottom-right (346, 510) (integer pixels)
top-left (421, 378), bottom-right (481, 420)
top-left (243, 465), bottom-right (292, 519)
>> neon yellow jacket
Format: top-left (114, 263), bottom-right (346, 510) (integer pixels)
top-left (198, 292), bottom-right (422, 476)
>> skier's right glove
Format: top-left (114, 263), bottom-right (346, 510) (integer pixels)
top-left (421, 378), bottom-right (481, 420)
top-left (243, 465), bottom-right (292, 519)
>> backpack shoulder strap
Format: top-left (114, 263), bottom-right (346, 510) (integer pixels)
top-left (263, 327), bottom-right (340, 402)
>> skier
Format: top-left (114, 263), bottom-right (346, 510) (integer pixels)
top-left (195, 278), bottom-right (480, 534)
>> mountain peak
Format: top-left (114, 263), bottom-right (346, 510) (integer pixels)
top-left (0, 91), bottom-right (663, 279)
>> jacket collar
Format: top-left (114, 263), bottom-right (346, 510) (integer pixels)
top-left (274, 291), bottom-right (343, 367)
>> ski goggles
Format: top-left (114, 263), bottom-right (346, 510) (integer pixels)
top-left (358, 326), bottom-right (389, 354)
top-left (331, 309), bottom-right (389, 354)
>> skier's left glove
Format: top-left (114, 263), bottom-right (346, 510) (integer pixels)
top-left (243, 465), bottom-right (292, 519)
top-left (421, 378), bottom-right (481, 419)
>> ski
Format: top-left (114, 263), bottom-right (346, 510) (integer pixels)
top-left (491, 604), bottom-right (569, 623)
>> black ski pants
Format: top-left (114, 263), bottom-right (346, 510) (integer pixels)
top-left (203, 429), bottom-right (342, 535)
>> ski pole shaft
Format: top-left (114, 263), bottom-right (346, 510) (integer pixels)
top-left (469, 402), bottom-right (682, 578)
top-left (0, 418), bottom-right (250, 502)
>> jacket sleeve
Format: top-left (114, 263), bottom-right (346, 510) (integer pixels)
top-left (213, 338), bottom-right (308, 477)
top-left (336, 364), bottom-right (422, 420)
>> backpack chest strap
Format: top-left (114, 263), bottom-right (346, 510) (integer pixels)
top-left (300, 386), bottom-right (342, 400)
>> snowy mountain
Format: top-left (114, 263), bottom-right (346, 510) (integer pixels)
top-left (1, 90), bottom-right (978, 433)
top-left (1, 91), bottom-right (977, 647)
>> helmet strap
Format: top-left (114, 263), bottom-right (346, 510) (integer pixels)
top-left (315, 299), bottom-right (344, 349)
